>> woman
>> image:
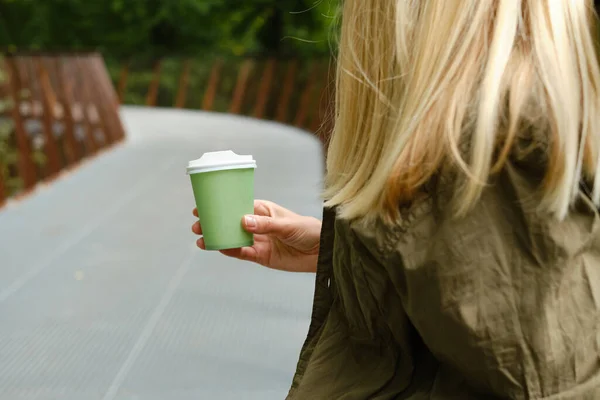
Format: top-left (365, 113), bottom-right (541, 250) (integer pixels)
top-left (193, 0), bottom-right (600, 398)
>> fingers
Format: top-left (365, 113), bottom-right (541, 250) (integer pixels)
top-left (195, 237), bottom-right (260, 264)
top-left (199, 201), bottom-right (293, 220)
top-left (193, 206), bottom-right (275, 237)
top-left (192, 208), bottom-right (202, 235)
top-left (242, 214), bottom-right (290, 236)
top-left (219, 246), bottom-right (259, 263)
top-left (192, 220), bottom-right (202, 235)
top-left (253, 200), bottom-right (297, 219)
top-left (253, 200), bottom-right (272, 217)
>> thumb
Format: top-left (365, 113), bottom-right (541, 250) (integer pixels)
top-left (243, 214), bottom-right (289, 235)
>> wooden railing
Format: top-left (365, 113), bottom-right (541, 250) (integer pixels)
top-left (0, 54), bottom-right (334, 207)
top-left (0, 52), bottom-right (125, 206)
top-left (114, 57), bottom-right (335, 141)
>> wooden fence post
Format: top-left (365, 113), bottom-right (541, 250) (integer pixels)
top-left (229, 60), bottom-right (253, 114)
top-left (202, 59), bottom-right (222, 111)
top-left (0, 71), bottom-right (6, 204)
top-left (253, 59), bottom-right (276, 119)
top-left (294, 61), bottom-right (320, 129)
top-left (52, 57), bottom-right (80, 164)
top-left (275, 60), bottom-right (298, 123)
top-left (61, 58), bottom-right (83, 157)
top-left (74, 56), bottom-right (100, 154)
top-left (84, 57), bottom-right (116, 145)
top-left (145, 60), bottom-right (162, 106)
top-left (89, 54), bottom-right (126, 141)
top-left (90, 54), bottom-right (119, 106)
top-left (34, 57), bottom-right (62, 178)
top-left (0, 165), bottom-right (5, 206)
top-left (63, 57), bottom-right (93, 157)
top-left (4, 57), bottom-right (36, 189)
top-left (174, 59), bottom-right (192, 108)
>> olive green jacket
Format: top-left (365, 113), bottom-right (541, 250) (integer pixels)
top-left (287, 161), bottom-right (600, 399)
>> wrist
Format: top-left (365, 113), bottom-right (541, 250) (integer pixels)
top-left (305, 253), bottom-right (319, 273)
top-left (304, 217), bottom-right (321, 273)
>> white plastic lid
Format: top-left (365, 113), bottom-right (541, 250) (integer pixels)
top-left (186, 150), bottom-right (257, 174)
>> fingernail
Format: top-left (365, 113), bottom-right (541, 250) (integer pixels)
top-left (244, 215), bottom-right (256, 228)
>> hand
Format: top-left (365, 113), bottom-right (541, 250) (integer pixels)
top-left (192, 200), bottom-right (321, 273)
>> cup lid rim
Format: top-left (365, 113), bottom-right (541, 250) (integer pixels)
top-left (186, 150), bottom-right (256, 174)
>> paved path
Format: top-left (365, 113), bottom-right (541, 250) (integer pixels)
top-left (0, 107), bottom-right (323, 400)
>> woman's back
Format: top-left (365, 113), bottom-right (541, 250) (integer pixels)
top-left (395, 158), bottom-right (600, 398)
top-left (289, 2), bottom-right (600, 395)
top-left (288, 153), bottom-right (600, 399)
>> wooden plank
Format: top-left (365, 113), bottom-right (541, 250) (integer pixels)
top-left (38, 58), bottom-right (58, 110)
top-left (202, 59), bottom-right (222, 111)
top-left (23, 58), bottom-right (44, 119)
top-left (81, 54), bottom-right (124, 143)
top-left (53, 57), bottom-right (80, 164)
top-left (0, 68), bottom-right (7, 204)
top-left (91, 54), bottom-right (120, 107)
top-left (174, 59), bottom-right (192, 108)
top-left (73, 56), bottom-right (100, 154)
top-left (4, 57), bottom-right (37, 189)
top-left (62, 58), bottom-right (76, 110)
top-left (294, 62), bottom-right (320, 129)
top-left (0, 164), bottom-right (5, 206)
top-left (275, 60), bottom-right (297, 123)
top-left (89, 54), bottom-right (126, 141)
top-left (145, 60), bottom-right (162, 106)
top-left (61, 58), bottom-right (86, 155)
top-left (82, 57), bottom-right (115, 145)
top-left (117, 61), bottom-right (129, 104)
top-left (34, 56), bottom-right (62, 178)
top-left (45, 57), bottom-right (65, 119)
top-left (15, 57), bottom-right (32, 118)
top-left (253, 59), bottom-right (276, 119)
top-left (94, 64), bottom-right (119, 144)
top-left (40, 57), bottom-right (78, 167)
top-left (62, 58), bottom-right (94, 159)
top-left (229, 60), bottom-right (253, 114)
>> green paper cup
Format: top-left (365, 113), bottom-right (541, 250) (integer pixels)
top-left (187, 150), bottom-right (257, 250)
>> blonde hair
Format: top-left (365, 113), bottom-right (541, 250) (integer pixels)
top-left (324, 0), bottom-right (600, 221)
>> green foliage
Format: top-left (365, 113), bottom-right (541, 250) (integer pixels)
top-left (0, 0), bottom-right (339, 197)
top-left (0, 0), bottom-right (338, 59)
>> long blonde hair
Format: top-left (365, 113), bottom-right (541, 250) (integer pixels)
top-left (324, 0), bottom-right (600, 221)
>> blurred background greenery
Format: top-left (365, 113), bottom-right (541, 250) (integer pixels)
top-left (0, 0), bottom-right (338, 105)
top-left (0, 0), bottom-right (337, 58)
top-left (0, 0), bottom-right (338, 197)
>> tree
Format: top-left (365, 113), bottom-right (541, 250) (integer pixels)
top-left (224, 0), bottom-right (336, 56)
top-left (0, 0), bottom-right (337, 59)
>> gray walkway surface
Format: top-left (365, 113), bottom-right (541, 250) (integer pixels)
top-left (0, 107), bottom-right (323, 400)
